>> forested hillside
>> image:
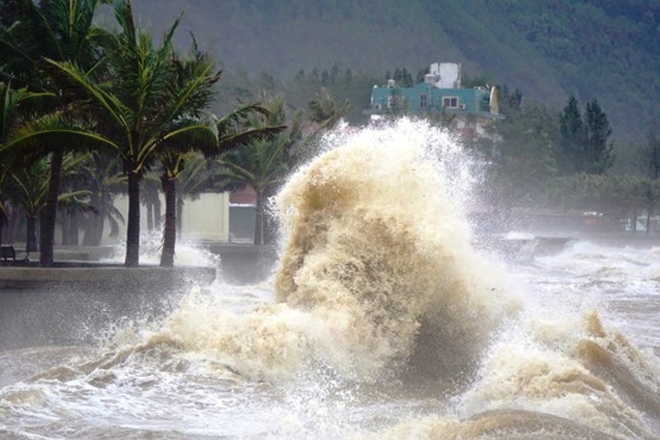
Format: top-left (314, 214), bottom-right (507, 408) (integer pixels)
top-left (130, 0), bottom-right (659, 142)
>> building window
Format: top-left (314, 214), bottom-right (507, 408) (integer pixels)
top-left (420, 94), bottom-right (427, 109)
top-left (443, 97), bottom-right (458, 108)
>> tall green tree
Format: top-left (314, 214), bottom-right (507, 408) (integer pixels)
top-left (215, 94), bottom-right (303, 245)
top-left (4, 156), bottom-right (46, 251)
top-left (583, 98), bottom-right (614, 174)
top-left (216, 91), bottom-right (348, 245)
top-left (0, 0), bottom-right (107, 266)
top-left (0, 82), bottom-right (54, 245)
top-left (638, 129), bottom-right (660, 180)
top-left (5, 152), bottom-right (92, 251)
top-left (43, 0), bottom-right (221, 266)
top-left (479, 87), bottom-right (560, 222)
top-left (154, 43), bottom-right (220, 267)
top-left (559, 94), bottom-right (586, 174)
top-left (307, 87), bottom-right (351, 129)
top-left (156, 42), bottom-right (285, 266)
top-left (630, 177), bottom-right (660, 234)
top-left (559, 94), bottom-right (614, 175)
top-left (158, 103), bottom-right (284, 266)
top-left (79, 152), bottom-right (125, 246)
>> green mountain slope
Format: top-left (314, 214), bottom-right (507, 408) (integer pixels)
top-left (131, 0), bottom-right (659, 141)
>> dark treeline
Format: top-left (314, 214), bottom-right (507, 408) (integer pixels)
top-left (212, 62), bottom-right (380, 125)
top-left (474, 85), bottom-right (660, 233)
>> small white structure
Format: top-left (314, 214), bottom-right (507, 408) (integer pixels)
top-left (180, 192), bottom-right (230, 241)
top-left (109, 192), bottom-right (231, 244)
top-left (427, 62), bottom-right (462, 89)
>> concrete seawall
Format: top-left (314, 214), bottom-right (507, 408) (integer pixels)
top-left (0, 243), bottom-right (278, 350)
top-left (2, 243), bottom-right (279, 285)
top-left (0, 264), bottom-right (216, 350)
top-left (0, 264), bottom-right (216, 290)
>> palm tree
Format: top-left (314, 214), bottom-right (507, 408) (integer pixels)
top-left (4, 156), bottom-right (47, 251)
top-left (0, 0), bottom-right (108, 266)
top-left (0, 81), bottom-right (54, 245)
top-left (4, 152), bottom-right (93, 251)
top-left (78, 151), bottom-right (125, 246)
top-left (215, 94), bottom-right (304, 245)
top-left (147, 36), bottom-right (286, 266)
top-left (157, 103), bottom-right (285, 266)
top-left (153, 44), bottom-right (221, 268)
top-left (216, 91), bottom-right (348, 245)
top-left (158, 151), bottom-right (207, 267)
top-left (42, 0), bottom-right (221, 266)
top-left (141, 171), bottom-right (162, 234)
top-left (307, 87), bottom-right (351, 130)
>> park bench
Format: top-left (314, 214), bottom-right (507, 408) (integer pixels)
top-left (0, 245), bottom-right (30, 266)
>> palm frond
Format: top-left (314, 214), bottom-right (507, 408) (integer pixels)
top-left (57, 189), bottom-right (97, 215)
top-left (2, 111), bottom-right (119, 155)
top-left (104, 204), bottom-right (124, 238)
top-left (221, 125), bottom-right (287, 152)
top-left (44, 58), bottom-right (130, 131)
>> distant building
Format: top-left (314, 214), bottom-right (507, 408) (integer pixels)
top-left (229, 185), bottom-right (256, 243)
top-left (364, 62), bottom-right (503, 141)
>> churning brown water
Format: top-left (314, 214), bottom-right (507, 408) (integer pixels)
top-left (1, 119), bottom-right (659, 439)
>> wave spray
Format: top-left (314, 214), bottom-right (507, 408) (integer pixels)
top-left (272, 118), bottom-right (517, 383)
top-left (4, 119), bottom-right (660, 439)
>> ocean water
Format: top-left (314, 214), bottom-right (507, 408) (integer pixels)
top-left (1, 119), bottom-right (659, 439)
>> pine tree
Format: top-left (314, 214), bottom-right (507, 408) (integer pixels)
top-left (584, 99), bottom-right (614, 174)
top-left (559, 94), bottom-right (586, 174)
top-left (559, 95), bottom-right (614, 175)
top-left (639, 129), bottom-right (660, 179)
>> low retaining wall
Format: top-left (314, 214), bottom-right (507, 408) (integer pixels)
top-left (7, 243), bottom-right (280, 285)
top-left (0, 264), bottom-right (216, 350)
top-left (0, 243), bottom-right (279, 350)
top-left (0, 264), bottom-right (216, 291)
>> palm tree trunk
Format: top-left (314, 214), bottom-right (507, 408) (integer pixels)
top-left (26, 214), bottom-right (38, 252)
top-left (160, 176), bottom-right (177, 267)
top-left (0, 208), bottom-right (5, 246)
top-left (176, 195), bottom-right (183, 238)
top-left (125, 171), bottom-right (141, 266)
top-left (8, 207), bottom-right (20, 243)
top-left (40, 149), bottom-right (63, 267)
